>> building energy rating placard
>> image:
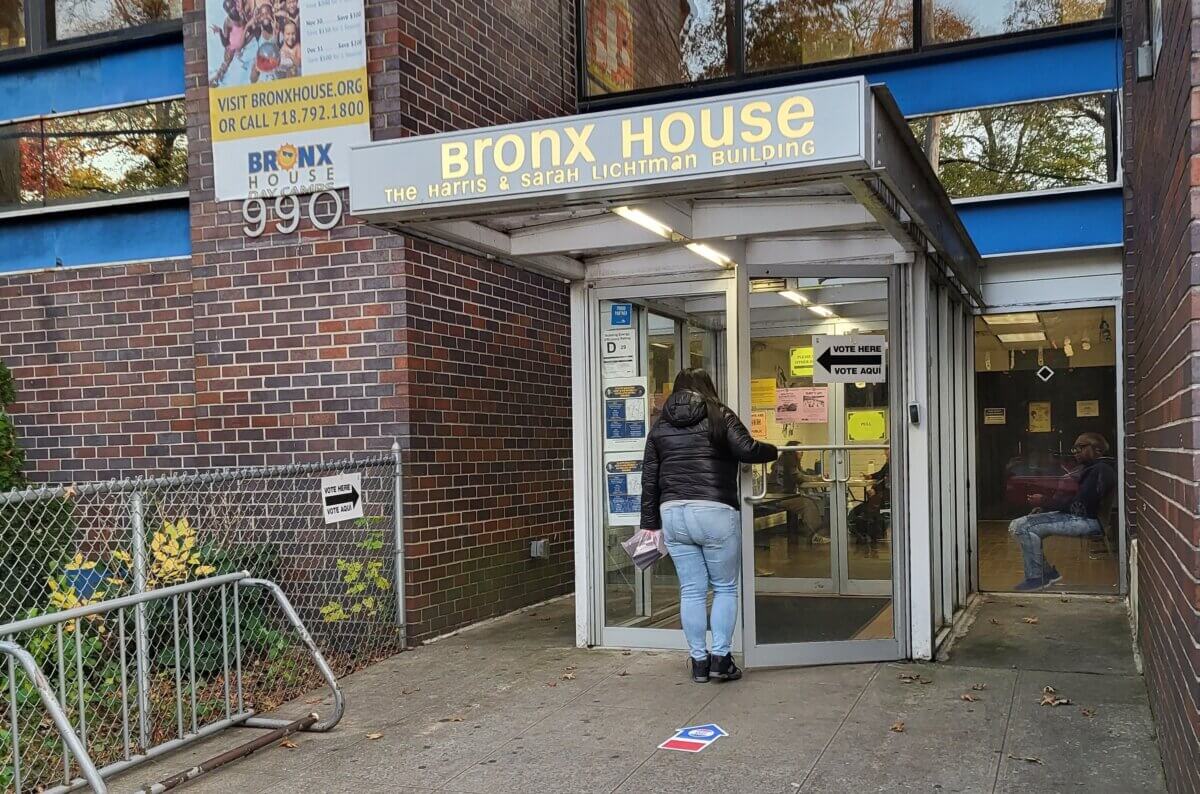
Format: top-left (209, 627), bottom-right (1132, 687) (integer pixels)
top-left (206, 0), bottom-right (371, 200)
top-left (658, 723), bottom-right (728, 753)
top-left (812, 335), bottom-right (886, 383)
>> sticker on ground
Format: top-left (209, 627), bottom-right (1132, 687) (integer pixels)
top-left (657, 723), bottom-right (728, 753)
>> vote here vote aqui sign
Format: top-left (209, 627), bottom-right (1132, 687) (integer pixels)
top-left (812, 335), bottom-right (886, 384)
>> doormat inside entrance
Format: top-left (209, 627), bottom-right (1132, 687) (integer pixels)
top-left (755, 595), bottom-right (891, 644)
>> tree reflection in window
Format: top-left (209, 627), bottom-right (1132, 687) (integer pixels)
top-left (585, 0), bottom-right (734, 96)
top-left (910, 94), bottom-right (1114, 200)
top-left (923, 0), bottom-right (1111, 44)
top-left (53, 0), bottom-right (182, 41)
top-left (745, 0), bottom-right (913, 71)
top-left (0, 99), bottom-right (187, 211)
top-left (0, 0), bottom-right (25, 49)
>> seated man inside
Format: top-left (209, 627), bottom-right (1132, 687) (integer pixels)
top-left (1009, 432), bottom-right (1116, 592)
top-left (848, 459), bottom-right (889, 546)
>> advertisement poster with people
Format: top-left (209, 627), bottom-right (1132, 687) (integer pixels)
top-left (206, 0), bottom-right (370, 200)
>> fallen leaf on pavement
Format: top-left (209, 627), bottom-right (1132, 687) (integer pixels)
top-left (366, 733), bottom-right (383, 740)
top-left (280, 739), bottom-right (298, 749)
top-left (562, 672), bottom-right (576, 681)
top-left (401, 688), bottom-right (419, 695)
top-left (1014, 602), bottom-right (1026, 608)
top-left (972, 683), bottom-right (988, 691)
top-left (1008, 754), bottom-right (1043, 765)
top-left (1022, 617), bottom-right (1039, 625)
top-left (961, 693), bottom-right (980, 702)
top-left (304, 697), bottom-right (323, 704)
top-left (617, 671), bottom-right (630, 677)
top-left (989, 618), bottom-right (1001, 625)
top-left (546, 682), bottom-right (558, 687)
top-left (1081, 708), bottom-right (1096, 718)
top-left (1039, 686), bottom-right (1071, 707)
top-left (899, 673), bottom-right (932, 685)
top-left (621, 651), bottom-right (632, 656)
top-left (890, 721), bottom-right (906, 733)
top-left (438, 716), bottom-right (465, 723)
top-left (1060, 597), bottom-right (1070, 603)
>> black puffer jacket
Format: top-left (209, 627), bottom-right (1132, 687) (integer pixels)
top-left (639, 389), bottom-right (778, 529)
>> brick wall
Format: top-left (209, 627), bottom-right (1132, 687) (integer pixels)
top-left (0, 260), bottom-right (196, 483)
top-left (179, 0), bottom-right (579, 637)
top-left (1121, 1), bottom-right (1200, 790)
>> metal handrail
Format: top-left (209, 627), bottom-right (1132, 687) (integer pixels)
top-left (1, 573), bottom-right (345, 793)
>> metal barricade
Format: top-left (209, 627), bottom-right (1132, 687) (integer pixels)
top-left (0, 448), bottom-right (408, 793)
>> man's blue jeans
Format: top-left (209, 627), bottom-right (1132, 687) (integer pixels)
top-left (1009, 511), bottom-right (1102, 581)
top-left (661, 500), bottom-right (741, 661)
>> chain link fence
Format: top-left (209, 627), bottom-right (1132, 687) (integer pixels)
top-left (0, 451), bottom-right (405, 792)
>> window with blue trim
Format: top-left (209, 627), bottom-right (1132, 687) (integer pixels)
top-left (581, 0), bottom-right (1116, 99)
top-left (909, 92), bottom-right (1117, 200)
top-left (0, 0), bottom-right (180, 60)
top-left (0, 98), bottom-right (186, 212)
top-left (0, 0), bottom-right (25, 50)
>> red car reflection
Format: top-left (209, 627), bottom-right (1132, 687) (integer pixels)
top-left (1003, 452), bottom-right (1079, 509)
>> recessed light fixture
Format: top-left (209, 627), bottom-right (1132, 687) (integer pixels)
top-left (997, 331), bottom-right (1046, 343)
top-left (779, 290), bottom-right (809, 305)
top-left (810, 305), bottom-right (836, 318)
top-left (612, 206), bottom-right (674, 239)
top-left (686, 242), bottom-right (734, 268)
top-left (982, 313), bottom-right (1040, 326)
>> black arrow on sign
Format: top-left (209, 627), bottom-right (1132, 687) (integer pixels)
top-left (817, 349), bottom-right (881, 370)
top-left (325, 487), bottom-right (360, 509)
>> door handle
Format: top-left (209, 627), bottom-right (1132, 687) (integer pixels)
top-left (744, 462), bottom-right (769, 503)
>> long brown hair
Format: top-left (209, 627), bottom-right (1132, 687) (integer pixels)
top-left (672, 368), bottom-right (725, 445)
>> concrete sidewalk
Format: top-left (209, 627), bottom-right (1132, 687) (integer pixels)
top-left (111, 595), bottom-right (1166, 793)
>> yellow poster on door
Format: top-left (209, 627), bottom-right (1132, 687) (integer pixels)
top-left (847, 409), bottom-right (887, 441)
top-left (1028, 401), bottom-right (1052, 433)
top-left (789, 346), bottom-right (814, 377)
top-left (751, 378), bottom-right (777, 408)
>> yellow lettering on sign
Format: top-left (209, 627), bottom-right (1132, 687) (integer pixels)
top-left (740, 101), bottom-right (772, 143)
top-left (622, 116), bottom-right (653, 158)
top-left (531, 129), bottom-right (561, 169)
top-left (660, 111), bottom-right (695, 154)
top-left (565, 124), bottom-right (596, 163)
top-left (494, 133), bottom-right (525, 173)
top-left (472, 137), bottom-right (493, 176)
top-left (778, 95), bottom-right (815, 138)
top-left (700, 106), bottom-right (734, 148)
top-left (442, 142), bottom-right (468, 178)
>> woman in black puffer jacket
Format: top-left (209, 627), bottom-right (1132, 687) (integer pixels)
top-left (640, 369), bottom-right (778, 683)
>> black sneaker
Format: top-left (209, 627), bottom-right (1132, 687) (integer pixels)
top-left (710, 653), bottom-right (742, 681)
top-left (690, 656), bottom-right (710, 683)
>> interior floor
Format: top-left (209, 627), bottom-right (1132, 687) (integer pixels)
top-left (977, 519), bottom-right (1118, 593)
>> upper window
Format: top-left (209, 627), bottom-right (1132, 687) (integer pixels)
top-left (923, 0), bottom-right (1112, 45)
top-left (51, 0), bottom-right (181, 41)
top-left (745, 0), bottom-right (913, 72)
top-left (585, 0), bottom-right (734, 96)
top-left (581, 0), bottom-right (1115, 99)
top-left (0, 0), bottom-right (26, 50)
top-left (909, 93), bottom-right (1117, 200)
top-left (0, 98), bottom-right (187, 212)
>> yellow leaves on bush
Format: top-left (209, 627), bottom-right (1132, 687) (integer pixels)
top-left (145, 517), bottom-right (217, 587)
top-left (46, 577), bottom-right (106, 634)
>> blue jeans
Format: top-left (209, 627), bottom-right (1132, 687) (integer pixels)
top-left (1009, 511), bottom-right (1102, 581)
top-left (661, 500), bottom-right (741, 661)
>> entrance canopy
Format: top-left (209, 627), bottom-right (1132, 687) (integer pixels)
top-left (349, 77), bottom-right (983, 305)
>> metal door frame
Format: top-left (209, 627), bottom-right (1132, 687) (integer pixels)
top-left (739, 263), bottom-right (907, 668)
top-left (587, 275), bottom-right (740, 653)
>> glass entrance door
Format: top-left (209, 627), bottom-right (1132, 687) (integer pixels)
top-left (741, 273), bottom-right (902, 666)
top-left (591, 279), bottom-right (734, 651)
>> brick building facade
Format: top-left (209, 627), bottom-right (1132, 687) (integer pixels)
top-left (0, 0), bottom-right (580, 640)
top-left (1122, 2), bottom-right (1200, 791)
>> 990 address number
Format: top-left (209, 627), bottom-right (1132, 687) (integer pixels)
top-left (242, 190), bottom-right (344, 237)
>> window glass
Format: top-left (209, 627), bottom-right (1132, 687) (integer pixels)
top-left (974, 307), bottom-right (1119, 594)
top-left (0, 100), bottom-right (187, 211)
top-left (910, 94), bottom-right (1115, 199)
top-left (0, 0), bottom-right (25, 49)
top-left (745, 0), bottom-right (913, 71)
top-left (924, 0), bottom-right (1112, 44)
top-left (584, 0), bottom-right (734, 96)
top-left (53, 0), bottom-right (182, 41)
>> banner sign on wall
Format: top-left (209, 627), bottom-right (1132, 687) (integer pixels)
top-left (206, 0), bottom-right (371, 200)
